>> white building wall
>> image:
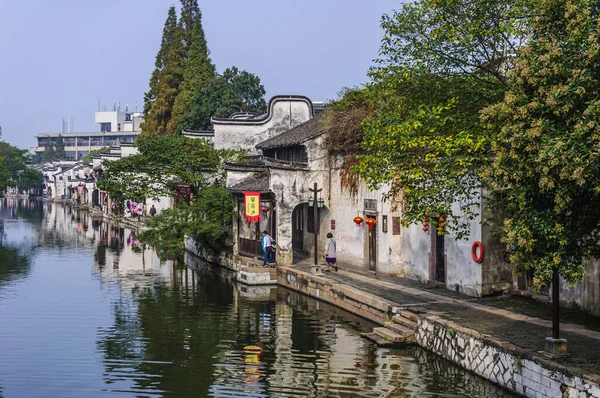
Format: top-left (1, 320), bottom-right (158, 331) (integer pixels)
top-left (213, 97), bottom-right (312, 154)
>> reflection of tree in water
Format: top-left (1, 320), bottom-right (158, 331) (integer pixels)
top-left (96, 265), bottom-right (241, 396)
top-left (0, 241), bottom-right (31, 288)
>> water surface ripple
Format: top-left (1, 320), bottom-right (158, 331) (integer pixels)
top-left (0, 199), bottom-right (516, 397)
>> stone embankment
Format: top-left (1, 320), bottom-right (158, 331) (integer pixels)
top-left (277, 265), bottom-right (600, 398)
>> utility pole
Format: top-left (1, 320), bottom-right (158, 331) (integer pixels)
top-left (309, 182), bottom-right (322, 265)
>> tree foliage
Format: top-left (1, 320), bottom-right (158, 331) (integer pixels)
top-left (140, 185), bottom-right (236, 258)
top-left (168, 3), bottom-right (215, 135)
top-left (483, 0), bottom-right (600, 287)
top-left (328, 0), bottom-right (530, 237)
top-left (142, 6), bottom-right (185, 135)
top-left (0, 142), bottom-right (42, 192)
top-left (97, 134), bottom-right (242, 202)
top-left (98, 134), bottom-right (245, 259)
top-left (55, 135), bottom-right (66, 160)
top-left (178, 67), bottom-right (266, 131)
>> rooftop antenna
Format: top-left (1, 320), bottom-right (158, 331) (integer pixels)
top-left (117, 102), bottom-right (121, 112)
top-left (97, 99), bottom-right (100, 112)
top-left (135, 102), bottom-right (138, 112)
top-left (125, 103), bottom-right (129, 113)
top-left (113, 101), bottom-right (116, 111)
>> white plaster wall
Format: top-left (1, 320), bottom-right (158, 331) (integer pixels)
top-left (213, 97), bottom-right (312, 154)
top-left (120, 146), bottom-right (138, 157)
top-left (444, 197), bottom-right (484, 296)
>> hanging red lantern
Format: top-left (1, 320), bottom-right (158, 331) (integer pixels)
top-left (365, 218), bottom-right (377, 230)
top-left (353, 216), bottom-right (364, 226)
top-left (261, 205), bottom-right (270, 212)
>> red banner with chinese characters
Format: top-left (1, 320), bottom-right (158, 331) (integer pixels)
top-left (244, 191), bottom-right (261, 223)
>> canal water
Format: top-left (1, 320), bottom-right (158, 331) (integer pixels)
top-left (0, 199), bottom-right (516, 398)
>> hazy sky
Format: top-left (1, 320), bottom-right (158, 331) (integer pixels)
top-left (0, 0), bottom-right (402, 149)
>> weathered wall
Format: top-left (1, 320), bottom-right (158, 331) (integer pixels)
top-left (559, 259), bottom-right (600, 316)
top-left (213, 96), bottom-right (312, 154)
top-left (480, 194), bottom-right (514, 296)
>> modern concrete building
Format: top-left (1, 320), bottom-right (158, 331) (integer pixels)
top-left (34, 110), bottom-right (143, 161)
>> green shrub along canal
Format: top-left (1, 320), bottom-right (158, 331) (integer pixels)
top-left (0, 199), bottom-right (516, 397)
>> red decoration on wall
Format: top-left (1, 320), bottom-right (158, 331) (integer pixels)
top-left (353, 216), bottom-right (364, 226)
top-left (365, 218), bottom-right (376, 230)
top-left (331, 219), bottom-right (336, 230)
top-left (261, 205), bottom-right (270, 213)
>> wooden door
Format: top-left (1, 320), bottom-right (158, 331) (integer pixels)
top-left (367, 216), bottom-right (377, 271)
top-left (431, 231), bottom-right (445, 282)
top-left (292, 206), bottom-right (304, 251)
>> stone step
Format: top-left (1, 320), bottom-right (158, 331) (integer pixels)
top-left (385, 321), bottom-right (416, 337)
top-left (361, 332), bottom-right (395, 347)
top-left (392, 315), bottom-right (418, 330)
top-left (373, 327), bottom-right (408, 343)
top-left (398, 310), bottom-right (420, 323)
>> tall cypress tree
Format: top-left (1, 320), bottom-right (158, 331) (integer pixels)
top-left (55, 135), bottom-right (66, 160)
top-left (179, 0), bottom-right (201, 52)
top-left (142, 6), bottom-right (180, 135)
top-left (167, 7), bottom-right (215, 135)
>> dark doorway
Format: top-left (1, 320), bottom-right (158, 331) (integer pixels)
top-left (367, 216), bottom-right (377, 271)
top-left (292, 205), bottom-right (304, 251)
top-left (430, 231), bottom-right (445, 282)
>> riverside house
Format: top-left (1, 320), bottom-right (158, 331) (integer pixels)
top-left (209, 95), bottom-right (513, 298)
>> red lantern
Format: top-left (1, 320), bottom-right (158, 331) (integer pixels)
top-left (353, 216), bottom-right (364, 226)
top-left (261, 205), bottom-right (270, 212)
top-left (365, 218), bottom-right (376, 230)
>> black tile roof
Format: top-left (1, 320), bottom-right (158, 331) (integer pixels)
top-left (256, 111), bottom-right (324, 150)
top-left (228, 173), bottom-right (270, 193)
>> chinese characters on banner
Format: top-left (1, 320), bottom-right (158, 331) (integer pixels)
top-left (244, 191), bottom-right (261, 223)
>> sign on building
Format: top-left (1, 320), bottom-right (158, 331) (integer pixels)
top-left (244, 191), bottom-right (261, 223)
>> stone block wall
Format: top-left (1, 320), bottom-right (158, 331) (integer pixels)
top-left (417, 317), bottom-right (600, 398)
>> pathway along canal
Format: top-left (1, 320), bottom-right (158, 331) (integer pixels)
top-left (0, 199), bottom-right (516, 398)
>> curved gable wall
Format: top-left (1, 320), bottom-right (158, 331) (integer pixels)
top-left (212, 96), bottom-right (313, 154)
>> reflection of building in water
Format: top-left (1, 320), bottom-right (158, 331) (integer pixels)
top-left (90, 219), bottom-right (172, 290)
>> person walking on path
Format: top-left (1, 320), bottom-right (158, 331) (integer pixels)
top-left (261, 230), bottom-right (273, 267)
top-left (324, 232), bottom-right (337, 272)
top-left (149, 205), bottom-right (157, 217)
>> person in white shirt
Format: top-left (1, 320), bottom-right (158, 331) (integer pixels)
top-left (261, 230), bottom-right (273, 266)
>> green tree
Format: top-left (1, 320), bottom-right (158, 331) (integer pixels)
top-left (179, 0), bottom-right (201, 52)
top-left (178, 67), bottom-right (266, 131)
top-left (168, 4), bottom-right (215, 135)
top-left (98, 134), bottom-right (245, 258)
top-left (142, 7), bottom-right (183, 135)
top-left (483, 0), bottom-right (600, 288)
top-left (325, 0), bottom-right (530, 237)
top-left (55, 135), bottom-right (66, 160)
top-left (41, 145), bottom-right (56, 163)
top-left (0, 142), bottom-right (42, 192)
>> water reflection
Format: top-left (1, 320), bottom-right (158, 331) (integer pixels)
top-left (0, 200), bottom-right (515, 397)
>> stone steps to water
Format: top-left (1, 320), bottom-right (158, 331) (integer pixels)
top-left (392, 314), bottom-right (418, 330)
top-left (361, 332), bottom-right (396, 347)
top-left (384, 322), bottom-right (416, 341)
top-left (363, 310), bottom-right (419, 346)
top-left (373, 327), bottom-right (410, 343)
top-left (399, 310), bottom-right (419, 322)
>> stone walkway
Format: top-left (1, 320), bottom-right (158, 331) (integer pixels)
top-left (292, 260), bottom-right (600, 376)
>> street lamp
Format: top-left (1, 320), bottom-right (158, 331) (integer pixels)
top-left (308, 182), bottom-right (323, 266)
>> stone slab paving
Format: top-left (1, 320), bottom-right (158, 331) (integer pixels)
top-left (292, 261), bottom-right (600, 376)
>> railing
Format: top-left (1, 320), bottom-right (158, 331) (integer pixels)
top-left (238, 238), bottom-right (262, 258)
